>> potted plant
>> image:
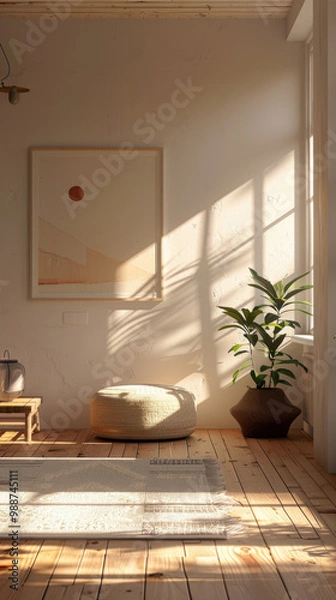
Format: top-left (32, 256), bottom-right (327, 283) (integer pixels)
top-left (218, 268), bottom-right (312, 437)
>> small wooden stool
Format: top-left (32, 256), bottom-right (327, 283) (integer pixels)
top-left (0, 397), bottom-right (42, 443)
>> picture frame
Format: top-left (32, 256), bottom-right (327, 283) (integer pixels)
top-left (30, 147), bottom-right (163, 301)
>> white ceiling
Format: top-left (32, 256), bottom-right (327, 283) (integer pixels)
top-left (0, 0), bottom-right (294, 19)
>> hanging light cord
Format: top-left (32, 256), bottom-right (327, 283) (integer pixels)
top-left (0, 43), bottom-right (11, 87)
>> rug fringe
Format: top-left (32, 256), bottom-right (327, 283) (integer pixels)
top-left (203, 459), bottom-right (232, 504)
top-left (203, 459), bottom-right (246, 537)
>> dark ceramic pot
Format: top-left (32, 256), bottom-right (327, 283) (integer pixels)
top-left (230, 388), bottom-right (301, 438)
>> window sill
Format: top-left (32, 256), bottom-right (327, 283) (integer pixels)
top-left (290, 334), bottom-right (314, 347)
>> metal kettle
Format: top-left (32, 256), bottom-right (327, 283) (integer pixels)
top-left (0, 349), bottom-right (25, 401)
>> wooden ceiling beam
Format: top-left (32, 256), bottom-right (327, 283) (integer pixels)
top-left (0, 0), bottom-right (294, 19)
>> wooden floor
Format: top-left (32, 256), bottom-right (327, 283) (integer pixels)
top-left (0, 428), bottom-right (336, 600)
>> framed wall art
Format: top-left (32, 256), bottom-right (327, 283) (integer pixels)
top-left (30, 147), bottom-right (163, 300)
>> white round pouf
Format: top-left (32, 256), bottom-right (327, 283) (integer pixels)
top-left (90, 384), bottom-right (197, 440)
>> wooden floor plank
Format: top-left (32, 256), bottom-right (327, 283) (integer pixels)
top-left (48, 539), bottom-right (86, 586)
top-left (260, 438), bottom-right (335, 512)
top-left (13, 540), bottom-right (64, 600)
top-left (123, 442), bottom-right (139, 458)
top-left (223, 430), bottom-right (301, 541)
top-left (159, 438), bottom-right (188, 459)
top-left (246, 438), bottom-right (320, 539)
top-left (0, 429), bottom-right (336, 599)
top-left (37, 430), bottom-right (84, 459)
top-left (78, 583), bottom-right (101, 600)
top-left (270, 543), bottom-right (336, 599)
top-left (208, 429), bottom-right (247, 504)
top-left (258, 438), bottom-right (336, 545)
top-left (77, 440), bottom-right (112, 458)
top-left (0, 539), bottom-right (43, 600)
top-left (67, 429), bottom-right (95, 455)
top-left (61, 430), bottom-right (93, 457)
top-left (184, 556), bottom-right (228, 600)
top-left (183, 542), bottom-right (228, 600)
top-left (215, 543), bottom-right (290, 600)
top-left (43, 583), bottom-right (96, 600)
top-left (26, 430), bottom-right (64, 458)
top-left (0, 429), bottom-right (51, 457)
top-left (137, 441), bottom-right (160, 459)
top-left (99, 540), bottom-right (147, 599)
top-left (282, 438), bottom-right (336, 506)
top-left (75, 539), bottom-right (107, 585)
top-left (43, 585), bottom-right (67, 600)
top-left (146, 540), bottom-right (190, 600)
top-left (186, 430), bottom-right (217, 459)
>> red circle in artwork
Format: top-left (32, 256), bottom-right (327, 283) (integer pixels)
top-left (68, 185), bottom-right (85, 202)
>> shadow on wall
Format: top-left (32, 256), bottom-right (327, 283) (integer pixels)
top-left (86, 144), bottom-right (307, 429)
top-left (0, 17), bottom-right (310, 431)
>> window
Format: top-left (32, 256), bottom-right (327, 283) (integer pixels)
top-left (306, 37), bottom-right (314, 333)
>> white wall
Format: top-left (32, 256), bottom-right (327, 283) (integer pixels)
top-left (0, 17), bottom-right (305, 431)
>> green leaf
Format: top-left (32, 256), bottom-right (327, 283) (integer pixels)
top-left (218, 307), bottom-right (246, 325)
top-left (250, 370), bottom-right (267, 388)
top-left (229, 343), bottom-right (244, 352)
top-left (272, 334), bottom-right (287, 351)
top-left (283, 285), bottom-right (313, 301)
top-left (250, 307), bottom-right (264, 320)
top-left (284, 299), bottom-right (312, 306)
top-left (218, 324), bottom-right (246, 332)
top-left (277, 358), bottom-right (308, 373)
top-left (276, 368), bottom-right (296, 379)
top-left (283, 320), bottom-right (301, 329)
top-left (232, 369), bottom-right (241, 384)
top-left (232, 360), bottom-right (253, 383)
top-left (274, 298), bottom-right (286, 311)
top-left (240, 307), bottom-right (263, 327)
top-left (245, 333), bottom-right (259, 347)
top-left (255, 324), bottom-right (273, 347)
top-left (278, 379), bottom-right (293, 386)
top-left (271, 371), bottom-right (280, 386)
top-left (295, 361), bottom-right (308, 373)
top-left (248, 282), bottom-right (277, 301)
top-left (274, 279), bottom-right (285, 297)
top-left (272, 321), bottom-right (286, 331)
top-left (283, 271), bottom-right (311, 293)
top-left (249, 268), bottom-right (277, 296)
top-left (264, 312), bottom-right (278, 324)
top-left (292, 308), bottom-right (313, 317)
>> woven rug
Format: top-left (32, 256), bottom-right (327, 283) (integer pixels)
top-left (0, 457), bottom-right (244, 539)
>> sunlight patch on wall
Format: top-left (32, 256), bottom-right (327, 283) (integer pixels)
top-left (263, 213), bottom-right (295, 282)
top-left (262, 150), bottom-right (295, 280)
top-left (163, 213), bottom-right (203, 285)
top-left (210, 179), bottom-right (255, 309)
top-left (211, 179), bottom-right (254, 253)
